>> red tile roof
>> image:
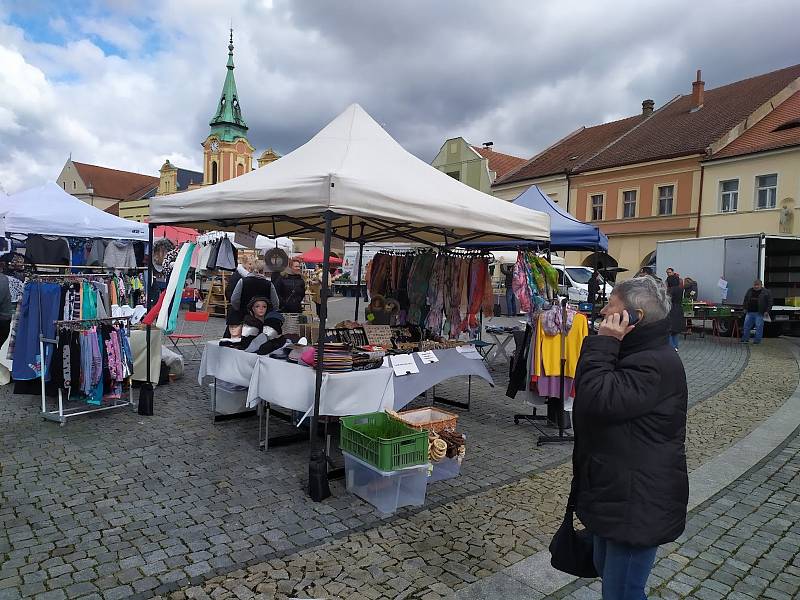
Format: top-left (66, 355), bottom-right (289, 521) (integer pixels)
top-left (575, 63), bottom-right (800, 173)
top-left (470, 146), bottom-right (527, 179)
top-left (494, 115), bottom-right (645, 185)
top-left (711, 90), bottom-right (800, 160)
top-left (72, 162), bottom-right (159, 201)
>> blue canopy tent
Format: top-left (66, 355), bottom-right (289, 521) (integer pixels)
top-left (476, 185), bottom-right (607, 251)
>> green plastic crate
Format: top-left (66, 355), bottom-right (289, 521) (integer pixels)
top-left (340, 412), bottom-right (428, 471)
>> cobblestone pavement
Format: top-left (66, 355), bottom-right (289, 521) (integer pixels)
top-left (551, 424), bottom-right (800, 600)
top-left (0, 319), bottom-right (776, 600)
top-left (146, 338), bottom-right (790, 600)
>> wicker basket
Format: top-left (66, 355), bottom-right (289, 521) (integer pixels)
top-left (394, 407), bottom-right (458, 433)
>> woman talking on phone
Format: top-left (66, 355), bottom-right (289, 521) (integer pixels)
top-left (571, 275), bottom-right (688, 599)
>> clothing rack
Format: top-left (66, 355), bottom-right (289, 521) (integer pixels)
top-left (34, 275), bottom-right (135, 424)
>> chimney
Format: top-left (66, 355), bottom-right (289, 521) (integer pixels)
top-left (642, 99), bottom-right (655, 116)
top-left (483, 141), bottom-right (494, 151)
top-left (691, 69), bottom-right (705, 111)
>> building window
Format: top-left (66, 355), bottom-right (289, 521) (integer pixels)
top-left (211, 161), bottom-right (218, 185)
top-left (622, 190), bottom-right (637, 218)
top-left (446, 171), bottom-right (460, 180)
top-left (62, 182), bottom-right (65, 189)
top-left (72, 181), bottom-right (76, 190)
top-left (591, 194), bottom-right (604, 221)
top-left (658, 185), bottom-right (674, 215)
top-left (719, 179), bottom-right (739, 213)
top-left (756, 174), bottom-right (777, 209)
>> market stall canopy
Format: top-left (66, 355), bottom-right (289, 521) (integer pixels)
top-left (298, 247), bottom-right (342, 265)
top-left (467, 186), bottom-right (607, 251)
top-left (153, 225), bottom-right (199, 244)
top-left (2, 182), bottom-right (149, 240)
top-left (149, 104), bottom-right (550, 245)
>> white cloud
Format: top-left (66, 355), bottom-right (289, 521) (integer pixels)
top-left (1, 0), bottom-right (799, 195)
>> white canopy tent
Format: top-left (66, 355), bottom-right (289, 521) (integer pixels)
top-left (3, 182), bottom-right (149, 240)
top-left (150, 103), bottom-right (549, 245)
top-left (148, 104), bottom-right (550, 498)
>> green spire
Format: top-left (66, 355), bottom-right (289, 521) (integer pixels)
top-left (209, 29), bottom-right (248, 142)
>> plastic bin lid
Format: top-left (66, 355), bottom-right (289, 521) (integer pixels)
top-left (342, 451), bottom-right (430, 476)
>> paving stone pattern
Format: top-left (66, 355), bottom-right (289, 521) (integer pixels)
top-left (552, 424), bottom-right (800, 600)
top-left (0, 318), bottom-right (765, 600)
top-left (157, 338), bottom-right (786, 600)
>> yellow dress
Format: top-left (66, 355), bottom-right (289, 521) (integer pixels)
top-left (534, 312), bottom-right (588, 378)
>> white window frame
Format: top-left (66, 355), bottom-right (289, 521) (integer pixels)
top-left (719, 179), bottom-right (739, 213)
top-left (657, 185), bottom-right (674, 216)
top-left (755, 174), bottom-right (778, 210)
top-left (622, 190), bottom-right (637, 219)
top-left (590, 193), bottom-right (604, 221)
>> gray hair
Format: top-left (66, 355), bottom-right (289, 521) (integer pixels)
top-left (612, 275), bottom-right (670, 324)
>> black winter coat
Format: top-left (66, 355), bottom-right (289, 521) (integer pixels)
top-left (276, 273), bottom-right (306, 313)
top-left (572, 318), bottom-right (688, 547)
top-left (667, 284), bottom-right (684, 334)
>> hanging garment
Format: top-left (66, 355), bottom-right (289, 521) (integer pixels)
top-left (25, 235), bottom-right (71, 267)
top-left (142, 290), bottom-right (166, 326)
top-left (165, 242), bottom-right (197, 333)
top-left (534, 312), bottom-right (588, 379)
top-left (85, 240), bottom-right (107, 266)
top-left (12, 282), bottom-right (62, 381)
top-left (156, 243), bottom-right (193, 331)
top-left (103, 240), bottom-right (138, 269)
top-left (506, 324), bottom-right (533, 399)
top-left (81, 282), bottom-right (97, 319)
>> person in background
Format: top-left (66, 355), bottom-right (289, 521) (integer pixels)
top-left (0, 271), bottom-right (12, 349)
top-left (308, 265), bottom-right (322, 317)
top-left (587, 270), bottom-right (601, 305)
top-left (502, 264), bottom-right (517, 315)
top-left (665, 269), bottom-right (684, 350)
top-left (741, 279), bottom-right (773, 344)
top-left (230, 260), bottom-right (280, 317)
top-left (223, 255), bottom-right (255, 336)
top-left (682, 276), bottom-right (698, 300)
top-left (572, 275), bottom-right (688, 599)
top-left (275, 258), bottom-right (306, 313)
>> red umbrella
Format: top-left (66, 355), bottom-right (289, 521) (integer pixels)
top-left (298, 247), bottom-right (342, 265)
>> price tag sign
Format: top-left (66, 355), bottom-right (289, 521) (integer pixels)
top-left (234, 228), bottom-right (258, 249)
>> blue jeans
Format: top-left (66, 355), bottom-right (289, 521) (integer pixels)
top-left (593, 535), bottom-right (658, 600)
top-left (741, 312), bottom-right (764, 342)
top-left (506, 288), bottom-right (517, 315)
top-left (668, 334), bottom-right (680, 349)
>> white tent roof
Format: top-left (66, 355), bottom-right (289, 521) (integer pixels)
top-left (2, 182), bottom-right (149, 240)
top-left (150, 104), bottom-right (550, 245)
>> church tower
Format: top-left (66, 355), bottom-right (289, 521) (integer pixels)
top-left (203, 30), bottom-right (254, 185)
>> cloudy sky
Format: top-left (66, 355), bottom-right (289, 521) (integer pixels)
top-left (1, 0), bottom-right (798, 193)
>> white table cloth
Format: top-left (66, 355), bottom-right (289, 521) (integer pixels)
top-left (246, 357), bottom-right (395, 415)
top-left (198, 341), bottom-right (260, 388)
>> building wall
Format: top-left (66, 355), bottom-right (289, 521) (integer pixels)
top-left (492, 175), bottom-right (569, 206)
top-left (570, 156), bottom-right (702, 275)
top-left (118, 199), bottom-right (150, 222)
top-left (431, 138), bottom-right (492, 193)
top-left (699, 147), bottom-right (800, 237)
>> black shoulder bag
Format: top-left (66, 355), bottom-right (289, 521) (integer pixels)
top-left (549, 478), bottom-right (598, 578)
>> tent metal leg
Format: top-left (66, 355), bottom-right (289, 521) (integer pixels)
top-left (308, 211), bottom-right (334, 501)
top-left (353, 241), bottom-right (365, 320)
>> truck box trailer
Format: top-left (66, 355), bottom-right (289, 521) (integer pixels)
top-left (656, 234), bottom-right (800, 337)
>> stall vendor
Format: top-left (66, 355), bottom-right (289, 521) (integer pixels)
top-left (275, 258), bottom-right (306, 314)
top-left (230, 260), bottom-right (280, 319)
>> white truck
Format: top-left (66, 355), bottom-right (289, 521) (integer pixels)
top-left (656, 234), bottom-right (800, 336)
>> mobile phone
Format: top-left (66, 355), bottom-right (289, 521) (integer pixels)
top-left (624, 310), bottom-right (640, 326)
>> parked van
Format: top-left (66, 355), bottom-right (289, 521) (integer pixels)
top-left (554, 265), bottom-right (614, 303)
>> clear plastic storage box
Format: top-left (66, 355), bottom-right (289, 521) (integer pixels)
top-left (343, 452), bottom-right (429, 514)
top-left (429, 456), bottom-right (462, 482)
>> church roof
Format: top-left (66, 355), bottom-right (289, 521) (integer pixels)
top-left (209, 30), bottom-right (248, 142)
top-left (72, 161), bottom-right (159, 201)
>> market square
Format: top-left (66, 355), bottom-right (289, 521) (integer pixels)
top-left (2, 2), bottom-right (800, 599)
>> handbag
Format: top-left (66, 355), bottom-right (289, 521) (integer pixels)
top-left (549, 479), bottom-right (598, 578)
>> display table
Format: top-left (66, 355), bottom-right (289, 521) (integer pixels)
top-left (198, 341), bottom-right (494, 446)
top-left (246, 358), bottom-right (395, 414)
